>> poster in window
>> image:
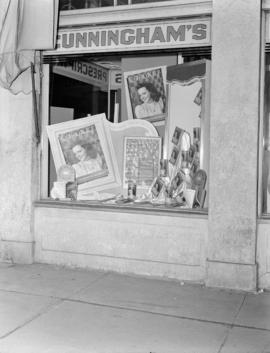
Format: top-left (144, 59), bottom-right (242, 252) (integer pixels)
top-left (123, 136), bottom-right (162, 191)
top-left (124, 66), bottom-right (167, 122)
top-left (46, 114), bottom-right (121, 194)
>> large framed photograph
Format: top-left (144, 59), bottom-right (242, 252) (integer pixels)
top-left (123, 136), bottom-right (162, 193)
top-left (46, 114), bottom-right (121, 195)
top-left (124, 66), bottom-right (167, 122)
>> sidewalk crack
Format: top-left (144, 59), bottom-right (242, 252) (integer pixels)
top-left (217, 293), bottom-right (247, 353)
top-left (70, 271), bottom-right (111, 296)
top-left (0, 298), bottom-right (63, 340)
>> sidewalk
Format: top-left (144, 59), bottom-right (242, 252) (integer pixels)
top-left (0, 263), bottom-right (269, 353)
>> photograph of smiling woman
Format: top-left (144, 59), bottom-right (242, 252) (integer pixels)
top-left (134, 82), bottom-right (164, 119)
top-left (124, 66), bottom-right (166, 121)
top-left (71, 143), bottom-right (104, 178)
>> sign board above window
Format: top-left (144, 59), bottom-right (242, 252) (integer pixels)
top-left (45, 18), bottom-right (211, 55)
top-left (52, 61), bottom-right (122, 91)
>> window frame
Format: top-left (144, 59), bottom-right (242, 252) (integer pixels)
top-left (40, 1), bottom-right (212, 213)
top-left (260, 9), bottom-right (270, 217)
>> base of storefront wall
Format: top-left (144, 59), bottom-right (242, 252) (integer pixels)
top-left (0, 240), bottom-right (34, 264)
top-left (205, 260), bottom-right (257, 292)
top-left (34, 203), bottom-right (208, 284)
top-left (34, 251), bottom-right (206, 284)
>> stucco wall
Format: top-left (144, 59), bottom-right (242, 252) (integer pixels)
top-left (0, 86), bottom-right (37, 263)
top-left (207, 0), bottom-right (260, 291)
top-left (34, 205), bottom-right (208, 282)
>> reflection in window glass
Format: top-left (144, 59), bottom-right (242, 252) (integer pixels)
top-left (100, 0), bottom-right (114, 6)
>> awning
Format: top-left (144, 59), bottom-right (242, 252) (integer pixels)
top-left (0, 0), bottom-right (59, 94)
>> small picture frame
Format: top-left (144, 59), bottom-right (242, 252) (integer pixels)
top-left (150, 176), bottom-right (165, 198)
top-left (169, 146), bottom-right (180, 165)
top-left (170, 171), bottom-right (184, 192)
top-left (171, 127), bottom-right (184, 146)
top-left (193, 127), bottom-right (201, 152)
top-left (160, 159), bottom-right (169, 177)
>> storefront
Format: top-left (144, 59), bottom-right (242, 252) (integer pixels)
top-left (0, 0), bottom-right (268, 291)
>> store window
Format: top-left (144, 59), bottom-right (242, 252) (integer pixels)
top-left (43, 15), bottom-right (211, 212)
top-left (45, 50), bottom-right (211, 212)
top-left (60, 0), bottom-right (174, 10)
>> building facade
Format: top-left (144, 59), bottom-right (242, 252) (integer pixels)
top-left (0, 0), bottom-right (269, 292)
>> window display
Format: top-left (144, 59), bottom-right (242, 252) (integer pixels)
top-left (47, 55), bottom-right (210, 211)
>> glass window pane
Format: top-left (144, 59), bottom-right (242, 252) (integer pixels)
top-left (60, 0), bottom-right (175, 10)
top-left (118, 0), bottom-right (129, 4)
top-left (47, 53), bottom-right (210, 213)
top-left (132, 0), bottom-right (172, 3)
top-left (59, 0), bottom-right (113, 10)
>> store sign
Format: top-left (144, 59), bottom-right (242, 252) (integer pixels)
top-left (110, 70), bottom-right (122, 89)
top-left (53, 61), bottom-right (122, 90)
top-left (46, 19), bottom-right (211, 55)
top-left (53, 61), bottom-right (109, 89)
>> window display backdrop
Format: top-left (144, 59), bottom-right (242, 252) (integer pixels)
top-left (165, 60), bottom-right (211, 207)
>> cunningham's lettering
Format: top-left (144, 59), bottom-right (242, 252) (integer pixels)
top-left (192, 24), bottom-right (207, 40)
top-left (57, 21), bottom-right (209, 51)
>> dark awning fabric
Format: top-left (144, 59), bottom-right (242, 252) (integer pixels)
top-left (0, 0), bottom-right (59, 94)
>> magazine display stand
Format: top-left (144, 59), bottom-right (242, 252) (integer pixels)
top-left (165, 59), bottom-right (211, 206)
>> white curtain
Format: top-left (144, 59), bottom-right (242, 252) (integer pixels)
top-left (0, 0), bottom-right (59, 94)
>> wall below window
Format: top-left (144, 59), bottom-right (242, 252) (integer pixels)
top-left (34, 205), bottom-right (207, 283)
top-left (34, 205), bottom-right (270, 290)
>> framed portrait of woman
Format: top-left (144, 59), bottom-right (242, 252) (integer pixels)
top-left (46, 114), bottom-right (121, 195)
top-left (124, 66), bottom-right (167, 123)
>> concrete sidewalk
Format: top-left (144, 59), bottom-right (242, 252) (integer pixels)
top-left (0, 263), bottom-right (269, 353)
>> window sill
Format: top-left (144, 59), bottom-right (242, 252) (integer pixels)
top-left (35, 198), bottom-right (208, 218)
top-left (258, 214), bottom-right (270, 222)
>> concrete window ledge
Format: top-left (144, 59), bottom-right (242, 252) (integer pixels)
top-left (35, 199), bottom-right (208, 218)
top-left (258, 216), bottom-right (270, 223)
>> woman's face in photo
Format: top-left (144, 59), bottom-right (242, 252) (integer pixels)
top-left (72, 145), bottom-right (87, 161)
top-left (138, 86), bottom-right (151, 103)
